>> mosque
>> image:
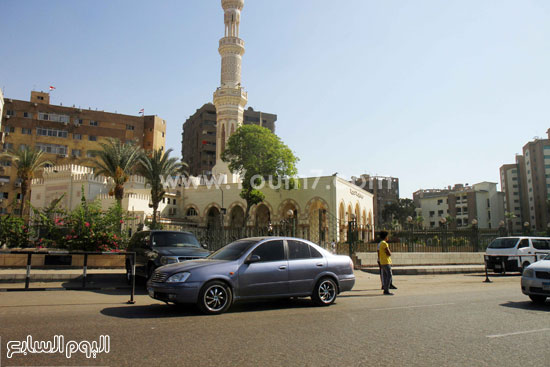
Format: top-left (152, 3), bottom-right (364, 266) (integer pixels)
top-left (176, 0), bottom-right (374, 245)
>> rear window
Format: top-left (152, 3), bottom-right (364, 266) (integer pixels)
top-left (488, 238), bottom-right (519, 249)
top-left (152, 232), bottom-right (200, 248)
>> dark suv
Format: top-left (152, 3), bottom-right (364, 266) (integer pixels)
top-left (126, 230), bottom-right (210, 281)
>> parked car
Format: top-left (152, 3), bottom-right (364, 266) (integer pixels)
top-left (521, 254), bottom-right (550, 304)
top-left (485, 237), bottom-right (550, 273)
top-left (147, 237), bottom-right (356, 314)
top-left (126, 230), bottom-right (210, 281)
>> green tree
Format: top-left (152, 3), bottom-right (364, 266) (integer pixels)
top-left (139, 148), bottom-right (181, 229)
top-left (91, 138), bottom-right (143, 207)
top-left (221, 125), bottom-right (299, 225)
top-left (3, 147), bottom-right (52, 218)
top-left (382, 199), bottom-right (417, 228)
top-left (415, 215), bottom-right (424, 229)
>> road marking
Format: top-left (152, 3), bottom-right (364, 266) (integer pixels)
top-left (371, 302), bottom-right (455, 311)
top-left (487, 328), bottom-right (550, 338)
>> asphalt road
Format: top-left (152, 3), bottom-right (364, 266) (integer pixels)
top-left (0, 272), bottom-right (549, 367)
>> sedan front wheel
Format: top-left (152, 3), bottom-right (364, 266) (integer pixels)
top-left (312, 277), bottom-right (337, 306)
top-left (198, 281), bottom-right (233, 315)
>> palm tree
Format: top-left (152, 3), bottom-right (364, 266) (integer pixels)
top-left (139, 148), bottom-right (181, 228)
top-left (4, 147), bottom-right (52, 217)
top-left (91, 138), bottom-right (143, 207)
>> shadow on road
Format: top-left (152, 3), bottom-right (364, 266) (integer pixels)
top-left (500, 300), bottom-right (550, 312)
top-left (100, 298), bottom-right (334, 319)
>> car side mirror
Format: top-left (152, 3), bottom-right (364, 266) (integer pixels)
top-left (246, 255), bottom-right (261, 264)
top-left (201, 243), bottom-right (208, 249)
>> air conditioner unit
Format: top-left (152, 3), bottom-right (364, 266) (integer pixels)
top-left (63, 121), bottom-right (68, 125)
top-left (15, 182), bottom-right (21, 187)
top-left (5, 116), bottom-right (10, 119)
top-left (0, 199), bottom-right (3, 203)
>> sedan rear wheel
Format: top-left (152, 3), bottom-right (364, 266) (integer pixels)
top-left (198, 281), bottom-right (232, 315)
top-left (312, 277), bottom-right (337, 306)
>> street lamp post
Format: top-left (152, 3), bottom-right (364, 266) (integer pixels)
top-left (406, 215), bottom-right (413, 252)
top-left (523, 221), bottom-right (530, 236)
top-left (348, 213), bottom-right (357, 259)
top-left (439, 217), bottom-right (447, 252)
top-left (287, 209), bottom-right (295, 237)
top-left (471, 219), bottom-right (479, 252)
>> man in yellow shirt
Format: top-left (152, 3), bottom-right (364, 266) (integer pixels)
top-left (378, 231), bottom-right (394, 295)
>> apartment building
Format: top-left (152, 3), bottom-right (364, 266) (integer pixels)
top-left (522, 137), bottom-right (550, 231)
top-left (414, 182), bottom-right (505, 229)
top-left (181, 103), bottom-right (276, 176)
top-left (352, 174), bottom-right (399, 229)
top-left (499, 155), bottom-right (530, 232)
top-left (0, 91), bottom-right (166, 215)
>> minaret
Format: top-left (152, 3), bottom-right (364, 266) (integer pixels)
top-left (212, 0), bottom-right (248, 182)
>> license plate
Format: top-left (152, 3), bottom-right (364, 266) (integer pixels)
top-left (148, 288), bottom-right (154, 297)
top-left (543, 282), bottom-right (550, 291)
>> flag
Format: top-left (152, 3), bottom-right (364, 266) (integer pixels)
top-left (49, 86), bottom-right (56, 91)
top-left (139, 108), bottom-right (144, 115)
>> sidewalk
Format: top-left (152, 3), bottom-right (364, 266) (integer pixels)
top-left (360, 264), bottom-right (485, 275)
top-left (0, 268), bottom-right (125, 282)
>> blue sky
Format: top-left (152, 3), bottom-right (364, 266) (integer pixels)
top-left (2, 0), bottom-right (549, 198)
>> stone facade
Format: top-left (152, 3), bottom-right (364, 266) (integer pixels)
top-left (176, 175), bottom-right (374, 247)
top-left (29, 164), bottom-right (179, 234)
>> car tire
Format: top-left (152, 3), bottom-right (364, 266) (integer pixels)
top-left (198, 281), bottom-right (233, 315)
top-left (311, 277), bottom-right (338, 306)
top-left (528, 295), bottom-right (547, 304)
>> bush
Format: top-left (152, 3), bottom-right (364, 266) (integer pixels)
top-left (31, 191), bottom-right (130, 252)
top-left (0, 215), bottom-right (33, 248)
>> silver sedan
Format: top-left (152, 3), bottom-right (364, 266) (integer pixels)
top-left (521, 254), bottom-right (550, 304)
top-left (147, 237), bottom-right (356, 314)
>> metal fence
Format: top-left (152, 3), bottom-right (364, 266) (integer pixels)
top-left (338, 228), bottom-right (511, 254)
top-left (160, 222), bottom-right (519, 255)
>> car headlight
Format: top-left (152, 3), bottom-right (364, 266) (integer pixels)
top-left (523, 268), bottom-right (534, 278)
top-left (160, 256), bottom-right (179, 265)
top-left (166, 272), bottom-right (191, 283)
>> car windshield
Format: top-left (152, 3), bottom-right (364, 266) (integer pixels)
top-left (545, 254), bottom-right (550, 261)
top-left (487, 238), bottom-right (519, 249)
top-left (208, 239), bottom-right (258, 261)
top-left (152, 232), bottom-right (200, 248)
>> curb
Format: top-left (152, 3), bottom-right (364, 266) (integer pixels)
top-left (360, 266), bottom-right (485, 275)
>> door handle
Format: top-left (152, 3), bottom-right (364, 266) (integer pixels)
top-left (279, 265), bottom-right (287, 270)
top-left (316, 263), bottom-right (324, 267)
